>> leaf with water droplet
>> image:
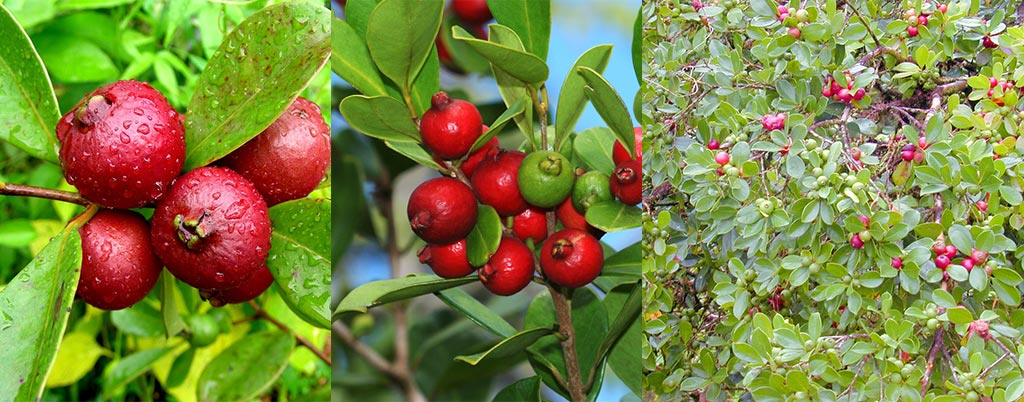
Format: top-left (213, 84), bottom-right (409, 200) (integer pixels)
top-left (184, 2), bottom-right (330, 170)
top-left (0, 229), bottom-right (82, 400)
top-left (267, 198), bottom-right (330, 329)
top-left (0, 5), bottom-right (60, 163)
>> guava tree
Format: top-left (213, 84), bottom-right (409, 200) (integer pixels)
top-left (331, 0), bottom-right (641, 400)
top-left (644, 0), bottom-right (1024, 400)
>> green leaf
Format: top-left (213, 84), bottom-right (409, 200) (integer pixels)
top-left (407, 47), bottom-right (440, 115)
top-left (4, 0), bottom-right (55, 30)
top-left (947, 225), bottom-right (973, 254)
top-left (436, 288), bottom-right (517, 338)
top-left (487, 0), bottom-right (550, 60)
top-left (585, 201), bottom-right (641, 231)
top-left (268, 198), bottom-right (331, 329)
top-left (0, 219), bottom-right (36, 247)
top-left (0, 4), bottom-right (60, 163)
top-left (165, 348), bottom-right (193, 389)
top-left (486, 27), bottom-right (535, 147)
top-left (468, 98), bottom-right (527, 154)
top-left (332, 156), bottom-right (365, 261)
top-left (601, 243), bottom-right (640, 278)
top-left (56, 0), bottom-right (135, 11)
top-left (184, 2), bottom-right (331, 169)
top-left (946, 306), bottom-right (974, 325)
top-left (366, 0), bottom-right (444, 90)
top-left (111, 301), bottom-right (164, 337)
top-left (525, 287), bottom-right (608, 401)
top-left (555, 45), bottom-right (613, 139)
top-left (339, 95), bottom-right (420, 142)
top-left (602, 282), bottom-right (641, 396)
top-left (103, 347), bottom-right (175, 397)
top-left (572, 127), bottom-right (616, 174)
top-left (0, 229), bottom-right (81, 401)
top-left (493, 376), bottom-right (542, 402)
top-left (197, 331), bottom-right (294, 401)
top-left (452, 25), bottom-right (548, 85)
top-left (160, 271), bottom-right (185, 339)
top-left (384, 141), bottom-right (442, 170)
top-left (455, 327), bottom-right (555, 365)
top-left (577, 67), bottom-right (635, 154)
top-left (46, 331), bottom-right (109, 387)
top-left (331, 18), bottom-right (389, 97)
top-left (334, 274), bottom-right (476, 317)
top-left (33, 32), bottom-right (118, 83)
top-left (467, 205), bottom-right (503, 267)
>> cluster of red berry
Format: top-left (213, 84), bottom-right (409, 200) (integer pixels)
top-left (64, 80), bottom-right (329, 311)
top-left (931, 241), bottom-right (990, 279)
top-left (409, 92), bottom-right (640, 295)
top-left (903, 8), bottom-right (934, 37)
top-left (776, 5), bottom-right (810, 39)
top-left (900, 136), bottom-right (928, 163)
top-left (821, 73), bottom-right (865, 103)
top-left (760, 112), bottom-right (787, 131)
top-left (849, 215), bottom-right (872, 249)
top-left (987, 76), bottom-right (1016, 106)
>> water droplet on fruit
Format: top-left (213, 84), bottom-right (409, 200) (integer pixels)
top-left (119, 133), bottom-right (131, 144)
top-left (224, 200), bottom-right (249, 220)
top-left (134, 108), bottom-right (145, 116)
top-left (214, 272), bottom-right (225, 282)
top-left (138, 124), bottom-right (150, 134)
top-left (212, 192), bottom-right (221, 200)
top-left (122, 121), bottom-right (132, 130)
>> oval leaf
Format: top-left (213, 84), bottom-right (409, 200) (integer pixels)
top-left (339, 95), bottom-right (420, 142)
top-left (197, 331), bottom-right (294, 401)
top-left (332, 17), bottom-right (388, 97)
top-left (585, 201), bottom-right (641, 231)
top-left (0, 4), bottom-right (60, 163)
top-left (384, 140), bottom-right (442, 170)
top-left (493, 376), bottom-right (543, 402)
top-left (577, 67), bottom-right (635, 154)
top-left (603, 283), bottom-right (641, 396)
top-left (103, 347), bottom-right (175, 397)
top-left (366, 0), bottom-right (444, 90)
top-left (268, 198), bottom-right (331, 329)
top-left (334, 274), bottom-right (477, 318)
top-left (455, 326), bottom-right (555, 365)
top-left (573, 127), bottom-right (616, 174)
top-left (184, 2), bottom-right (331, 169)
top-left (452, 25), bottom-right (548, 84)
top-left (488, 0), bottom-right (550, 60)
top-left (0, 229), bottom-right (81, 400)
top-left (467, 204), bottom-right (502, 267)
top-left (555, 45), bottom-right (613, 139)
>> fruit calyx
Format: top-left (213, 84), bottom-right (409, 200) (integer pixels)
top-left (549, 239), bottom-right (573, 259)
top-left (74, 95), bottom-right (112, 129)
top-left (539, 154), bottom-right (566, 176)
top-left (174, 212), bottom-right (211, 250)
top-left (615, 164), bottom-right (638, 185)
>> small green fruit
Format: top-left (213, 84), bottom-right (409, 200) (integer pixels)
top-left (517, 151), bottom-right (575, 208)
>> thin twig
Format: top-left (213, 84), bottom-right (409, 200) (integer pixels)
top-left (0, 182), bottom-right (90, 206)
top-left (248, 301), bottom-right (330, 365)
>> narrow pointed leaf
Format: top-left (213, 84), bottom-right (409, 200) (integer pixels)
top-left (577, 67), bottom-right (635, 154)
top-left (339, 95), bottom-right (420, 142)
top-left (436, 288), bottom-right (517, 337)
top-left (334, 275), bottom-right (476, 318)
top-left (466, 205), bottom-right (502, 267)
top-left (102, 347), bottom-right (175, 397)
top-left (487, 0), bottom-right (550, 60)
top-left (555, 45), bottom-right (613, 139)
top-left (455, 327), bottom-right (554, 365)
top-left (452, 25), bottom-right (548, 84)
top-left (332, 17), bottom-right (388, 97)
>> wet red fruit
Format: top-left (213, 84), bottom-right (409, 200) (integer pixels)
top-left (77, 210), bottom-right (162, 310)
top-left (220, 97), bottom-right (330, 206)
top-left (479, 237), bottom-right (535, 296)
top-left (610, 159), bottom-right (642, 205)
top-left (151, 167), bottom-right (271, 290)
top-left (451, 0), bottom-right (493, 24)
top-left (407, 177), bottom-right (478, 244)
top-left (204, 266), bottom-right (275, 307)
top-left (420, 92), bottom-right (482, 160)
top-left (57, 80), bottom-right (185, 208)
top-left (471, 150), bottom-right (528, 216)
top-left (512, 207), bottom-right (547, 243)
top-left (540, 229), bottom-right (604, 288)
top-left (418, 239), bottom-right (474, 278)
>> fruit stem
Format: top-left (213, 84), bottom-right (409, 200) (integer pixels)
top-left (0, 182), bottom-right (90, 206)
top-left (66, 203), bottom-right (101, 232)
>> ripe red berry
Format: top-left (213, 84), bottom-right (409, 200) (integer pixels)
top-left (918, 15), bottom-right (928, 25)
top-left (707, 139), bottom-right (720, 150)
top-left (971, 249), bottom-right (988, 264)
top-left (459, 135), bottom-right (500, 178)
top-left (151, 167), bottom-right (271, 290)
top-left (418, 239), bottom-right (474, 278)
top-left (933, 242), bottom-right (947, 256)
top-left (935, 255), bottom-right (951, 269)
top-left (913, 150), bottom-right (925, 163)
top-left (907, 25), bottom-right (919, 37)
top-left (204, 266), bottom-right (275, 307)
top-left (822, 85), bottom-right (833, 97)
top-left (945, 244), bottom-right (958, 258)
top-left (851, 148), bottom-right (863, 161)
top-left (478, 237), bottom-right (535, 296)
top-left (990, 77), bottom-right (999, 88)
top-left (57, 80), bottom-right (185, 208)
top-left (512, 206), bottom-right (548, 244)
top-left (788, 27), bottom-right (801, 39)
top-left (857, 215), bottom-right (870, 227)
top-left (77, 210), bottom-right (162, 310)
top-left (613, 140), bottom-right (633, 165)
top-left (962, 258), bottom-right (975, 271)
top-left (540, 229), bottom-right (604, 288)
top-left (976, 200), bottom-right (989, 211)
top-left (610, 159), bottom-right (642, 205)
top-left (715, 151), bottom-right (731, 165)
top-left (850, 234), bottom-right (864, 249)
top-left (471, 150), bottom-right (528, 216)
top-left (853, 88), bottom-right (866, 101)
top-left (556, 197), bottom-right (589, 231)
top-left (836, 88), bottom-right (853, 103)
top-left (420, 91), bottom-right (483, 160)
top-left (891, 257), bottom-right (903, 269)
top-left (451, 0), bottom-right (493, 24)
top-left (901, 150), bottom-right (915, 162)
top-left (938, 4), bottom-right (947, 13)
top-left (983, 35), bottom-right (998, 49)
top-left (220, 97), bottom-right (330, 206)
top-left (632, 126), bottom-right (643, 165)
top-left (407, 177), bottom-right (479, 244)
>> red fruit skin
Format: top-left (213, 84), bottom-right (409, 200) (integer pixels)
top-left (935, 255), bottom-right (950, 269)
top-left (836, 88), bottom-right (853, 102)
top-left (220, 97), bottom-right (330, 206)
top-left (418, 239), bottom-right (474, 278)
top-left (857, 215), bottom-right (870, 227)
top-left (205, 266), bottom-right (274, 307)
top-left (408, 177), bottom-right (478, 243)
top-left (557, 197), bottom-right (589, 230)
top-left (932, 242), bottom-right (947, 256)
top-left (715, 151), bottom-right (730, 165)
top-left (451, 0), bottom-right (493, 24)
top-left (891, 257), bottom-right (903, 269)
top-left (479, 237), bottom-right (535, 296)
top-left (57, 80), bottom-right (185, 208)
top-left (945, 244), bottom-right (957, 258)
top-left (633, 127), bottom-right (643, 164)
top-left (853, 88), bottom-right (866, 101)
top-left (984, 35), bottom-right (998, 48)
top-left (77, 210), bottom-right (162, 310)
top-left (788, 27), bottom-right (801, 38)
top-left (459, 135), bottom-right (499, 177)
top-left (540, 229), bottom-right (604, 288)
top-left (420, 92), bottom-right (483, 160)
top-left (850, 234), bottom-right (864, 249)
top-left (613, 140), bottom-right (632, 165)
top-left (512, 206), bottom-right (548, 244)
top-left (151, 167), bottom-right (271, 290)
top-left (901, 150), bottom-right (915, 162)
top-left (962, 258), bottom-right (975, 271)
top-left (707, 139), bottom-right (720, 150)
top-left (610, 159), bottom-right (642, 205)
top-left (971, 249), bottom-right (988, 264)
top-left (471, 150), bottom-right (528, 216)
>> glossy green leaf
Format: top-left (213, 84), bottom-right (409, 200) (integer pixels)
top-left (486, 24), bottom-right (535, 147)
top-left (366, 0), bottom-right (444, 90)
top-left (385, 141), bottom-right (442, 170)
top-left (600, 282), bottom-right (641, 396)
top-left (555, 45), bottom-right (613, 139)
top-left (268, 198), bottom-right (331, 329)
top-left (4, 0), bottom-right (55, 30)
top-left (577, 67), bottom-right (634, 154)
top-left (586, 201), bottom-right (641, 231)
top-left (630, 8), bottom-right (641, 85)
top-left (331, 17), bottom-right (388, 97)
top-left (0, 229), bottom-right (81, 401)
top-left (56, 0), bottom-right (135, 11)
top-left (111, 301), bottom-right (164, 337)
top-left (525, 287), bottom-right (608, 400)
top-left (184, 2), bottom-right (330, 169)
top-left (160, 271), bottom-right (185, 338)
top-left (452, 25), bottom-right (548, 84)
top-left (46, 331), bottom-right (109, 388)
top-left (946, 306), bottom-right (973, 324)
top-left (456, 326), bottom-right (555, 365)
top-left (339, 95), bottom-right (420, 142)
top-left (487, 0), bottom-right (550, 60)
top-left (493, 376), bottom-right (542, 402)
top-left (197, 331), bottom-right (294, 401)
top-left (165, 347), bottom-right (194, 389)
top-left (467, 205), bottom-right (503, 267)
top-left (602, 243), bottom-right (640, 277)
top-left (334, 274), bottom-right (477, 318)
top-left (468, 98), bottom-right (527, 154)
top-left (33, 32), bottom-right (118, 83)
top-left (573, 127), bottom-right (616, 174)
top-left (0, 4), bottom-right (60, 163)
top-left (436, 288), bottom-right (517, 337)
top-left (407, 46), bottom-right (440, 115)
top-left (344, 0), bottom-right (380, 38)
top-left (102, 347), bottom-right (175, 397)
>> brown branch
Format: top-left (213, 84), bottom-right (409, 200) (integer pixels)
top-left (920, 326), bottom-right (946, 397)
top-left (0, 182), bottom-right (90, 206)
top-left (248, 301), bottom-right (330, 365)
top-left (549, 286), bottom-right (587, 401)
top-left (332, 321), bottom-right (395, 376)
